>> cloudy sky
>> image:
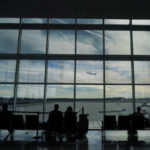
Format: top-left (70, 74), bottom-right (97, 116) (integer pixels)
top-left (0, 18), bottom-right (150, 100)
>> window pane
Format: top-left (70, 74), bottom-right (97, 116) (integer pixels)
top-left (105, 61), bottom-right (131, 83)
top-left (0, 84), bottom-right (14, 104)
top-left (77, 30), bottom-right (103, 54)
top-left (0, 30), bottom-right (18, 53)
top-left (0, 18), bottom-right (19, 23)
top-left (19, 60), bottom-right (45, 83)
top-left (23, 18), bottom-right (48, 24)
top-left (132, 20), bottom-right (150, 25)
top-left (16, 84), bottom-right (44, 112)
top-left (133, 31), bottom-right (150, 55)
top-left (49, 30), bottom-right (75, 54)
top-left (105, 19), bottom-right (129, 24)
top-left (135, 85), bottom-right (150, 100)
top-left (48, 60), bottom-right (74, 83)
top-left (77, 19), bottom-right (102, 24)
top-left (21, 30), bottom-right (46, 54)
top-left (76, 102), bottom-right (103, 129)
top-left (46, 85), bottom-right (74, 99)
top-left (106, 85), bottom-right (132, 100)
top-left (105, 31), bottom-right (130, 55)
top-left (106, 102), bottom-right (133, 116)
top-left (76, 61), bottom-right (103, 83)
top-left (0, 60), bottom-right (16, 82)
top-left (50, 18), bottom-right (75, 24)
top-left (76, 85), bottom-right (103, 99)
top-left (134, 61), bottom-right (150, 83)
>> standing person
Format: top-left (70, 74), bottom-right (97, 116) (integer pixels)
top-left (0, 103), bottom-right (13, 133)
top-left (47, 104), bottom-right (63, 134)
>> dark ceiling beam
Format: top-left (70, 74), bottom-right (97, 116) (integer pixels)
top-left (0, 0), bottom-right (150, 19)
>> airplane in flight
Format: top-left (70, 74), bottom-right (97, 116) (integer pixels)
top-left (86, 72), bottom-right (96, 75)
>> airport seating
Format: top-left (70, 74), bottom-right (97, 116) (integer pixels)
top-left (103, 115), bottom-right (117, 130)
top-left (118, 115), bottom-right (130, 130)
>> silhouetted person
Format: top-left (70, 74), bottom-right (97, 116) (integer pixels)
top-left (64, 106), bottom-right (77, 136)
top-left (0, 103), bottom-right (13, 133)
top-left (131, 107), bottom-right (144, 117)
top-left (47, 104), bottom-right (63, 134)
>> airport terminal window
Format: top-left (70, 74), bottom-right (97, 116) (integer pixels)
top-left (133, 31), bottom-right (150, 55)
top-left (77, 30), bottom-right (103, 54)
top-left (105, 31), bottom-right (130, 55)
top-left (0, 30), bottom-right (19, 53)
top-left (47, 60), bottom-right (74, 83)
top-left (0, 60), bottom-right (16, 82)
top-left (49, 30), bottom-right (75, 54)
top-left (18, 60), bottom-right (45, 83)
top-left (76, 61), bottom-right (103, 83)
top-left (0, 18), bottom-right (150, 129)
top-left (134, 61), bottom-right (150, 83)
top-left (76, 85), bottom-right (103, 99)
top-left (21, 30), bottom-right (47, 54)
top-left (105, 61), bottom-right (131, 83)
top-left (46, 85), bottom-right (74, 99)
top-left (22, 18), bottom-right (48, 24)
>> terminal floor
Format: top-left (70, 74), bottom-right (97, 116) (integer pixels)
top-left (1, 130), bottom-right (150, 150)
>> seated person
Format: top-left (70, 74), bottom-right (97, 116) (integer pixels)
top-left (64, 106), bottom-right (77, 135)
top-left (0, 103), bottom-right (13, 133)
top-left (47, 104), bottom-right (63, 134)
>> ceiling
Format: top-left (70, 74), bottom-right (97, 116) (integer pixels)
top-left (0, 0), bottom-right (150, 19)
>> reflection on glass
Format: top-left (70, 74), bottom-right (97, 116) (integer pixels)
top-left (133, 31), bottom-right (150, 55)
top-left (50, 18), bottom-right (75, 24)
top-left (77, 30), bottom-right (103, 54)
top-left (106, 102), bottom-right (133, 116)
top-left (76, 61), bottom-right (103, 83)
top-left (48, 60), bottom-right (74, 83)
top-left (46, 85), bottom-right (74, 98)
top-left (23, 18), bottom-right (48, 24)
top-left (105, 19), bottom-right (129, 24)
top-left (49, 30), bottom-right (75, 54)
top-left (16, 84), bottom-right (44, 113)
top-left (134, 61), bottom-right (150, 83)
top-left (0, 60), bottom-right (16, 82)
top-left (0, 18), bottom-right (19, 23)
top-left (105, 31), bottom-right (130, 54)
top-left (76, 102), bottom-right (103, 129)
top-left (19, 60), bottom-right (45, 83)
top-left (77, 19), bottom-right (102, 24)
top-left (106, 85), bottom-right (132, 100)
top-left (135, 85), bottom-right (150, 100)
top-left (76, 85), bottom-right (103, 99)
top-left (0, 30), bottom-right (18, 53)
top-left (105, 61), bottom-right (131, 83)
top-left (132, 20), bottom-right (150, 25)
top-left (21, 30), bottom-right (46, 54)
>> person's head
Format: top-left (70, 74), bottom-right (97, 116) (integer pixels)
top-left (2, 103), bottom-right (8, 111)
top-left (137, 106), bottom-right (141, 112)
top-left (67, 106), bottom-right (72, 112)
top-left (54, 104), bottom-right (59, 110)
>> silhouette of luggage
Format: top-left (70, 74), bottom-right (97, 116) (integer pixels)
top-left (78, 108), bottom-right (89, 136)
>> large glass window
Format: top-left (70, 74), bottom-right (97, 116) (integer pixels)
top-left (77, 19), bottom-right (102, 24)
top-left (105, 61), bottom-right (131, 83)
top-left (134, 61), bottom-right (150, 83)
top-left (48, 60), bottom-right (74, 83)
top-left (0, 60), bottom-right (16, 82)
top-left (50, 18), bottom-right (75, 24)
top-left (0, 30), bottom-right (19, 53)
top-left (105, 31), bottom-right (130, 55)
top-left (23, 18), bottom-right (48, 24)
top-left (133, 31), bottom-right (150, 55)
top-left (21, 30), bottom-right (47, 54)
top-left (18, 60), bottom-right (45, 83)
top-left (77, 30), bottom-right (103, 54)
top-left (76, 61), bottom-right (103, 83)
top-left (49, 30), bottom-right (75, 54)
